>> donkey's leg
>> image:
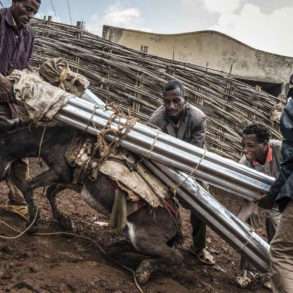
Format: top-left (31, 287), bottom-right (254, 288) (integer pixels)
top-left (29, 169), bottom-right (67, 190)
top-left (20, 169), bottom-right (64, 225)
top-left (46, 184), bottom-right (69, 229)
top-left (46, 184), bottom-right (80, 230)
top-left (6, 160), bottom-right (27, 205)
top-left (127, 213), bottom-right (183, 284)
top-left (133, 230), bottom-right (183, 284)
top-left (7, 165), bottom-right (39, 225)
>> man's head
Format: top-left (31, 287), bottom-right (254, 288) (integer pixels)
top-left (241, 123), bottom-right (271, 164)
top-left (11, 0), bottom-right (41, 27)
top-left (163, 80), bottom-right (186, 119)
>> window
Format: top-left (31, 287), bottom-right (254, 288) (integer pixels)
top-left (140, 45), bottom-right (148, 54)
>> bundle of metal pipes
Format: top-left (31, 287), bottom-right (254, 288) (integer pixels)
top-left (146, 162), bottom-right (269, 272)
top-left (58, 90), bottom-right (275, 201)
top-left (55, 90), bottom-right (271, 272)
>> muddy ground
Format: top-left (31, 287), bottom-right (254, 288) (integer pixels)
top-left (0, 163), bottom-right (270, 293)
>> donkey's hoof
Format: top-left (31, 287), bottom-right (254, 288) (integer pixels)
top-left (136, 260), bottom-right (153, 285)
top-left (136, 269), bottom-right (152, 285)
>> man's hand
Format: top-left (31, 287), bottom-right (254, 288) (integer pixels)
top-left (238, 201), bottom-right (261, 228)
top-left (0, 74), bottom-right (13, 94)
top-left (257, 194), bottom-right (274, 210)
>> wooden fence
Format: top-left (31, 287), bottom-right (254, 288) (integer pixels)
top-left (31, 18), bottom-right (281, 160)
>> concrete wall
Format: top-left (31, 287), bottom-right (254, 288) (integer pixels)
top-left (103, 25), bottom-right (293, 87)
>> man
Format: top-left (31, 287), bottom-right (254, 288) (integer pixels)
top-left (236, 123), bottom-right (281, 288)
top-left (286, 74), bottom-right (293, 101)
top-left (149, 80), bottom-right (214, 265)
top-left (259, 97), bottom-right (293, 293)
top-left (0, 0), bottom-right (40, 206)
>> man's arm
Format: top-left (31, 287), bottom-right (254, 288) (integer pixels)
top-left (259, 167), bottom-right (293, 210)
top-left (267, 145), bottom-right (293, 200)
top-left (0, 11), bottom-right (14, 103)
top-left (26, 34), bottom-right (34, 66)
top-left (148, 106), bottom-right (164, 129)
top-left (258, 143), bottom-right (293, 209)
top-left (190, 117), bottom-right (206, 148)
top-left (148, 113), bottom-right (158, 126)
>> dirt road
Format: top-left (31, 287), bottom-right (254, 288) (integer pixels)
top-left (0, 180), bottom-right (270, 293)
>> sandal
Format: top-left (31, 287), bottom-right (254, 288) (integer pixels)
top-left (235, 270), bottom-right (256, 288)
top-left (197, 248), bottom-right (215, 265)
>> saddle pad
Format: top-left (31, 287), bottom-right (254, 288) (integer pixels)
top-left (99, 158), bottom-right (170, 208)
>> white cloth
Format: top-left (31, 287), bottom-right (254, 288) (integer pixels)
top-left (8, 69), bottom-right (71, 123)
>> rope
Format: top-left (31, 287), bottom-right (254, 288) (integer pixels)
top-left (36, 232), bottom-right (144, 293)
top-left (0, 215), bottom-right (144, 293)
top-left (132, 121), bottom-right (162, 166)
top-left (0, 207), bottom-right (39, 240)
top-left (80, 102), bottom-right (136, 170)
top-left (171, 146), bottom-right (208, 195)
top-left (0, 218), bottom-right (20, 233)
top-left (82, 104), bottom-right (99, 135)
top-left (135, 121), bottom-right (207, 196)
top-left (66, 103), bottom-right (118, 183)
top-left (58, 65), bottom-right (79, 91)
top-left (238, 226), bottom-right (256, 258)
top-left (145, 130), bottom-right (160, 160)
top-left (59, 67), bottom-right (71, 87)
top-left (38, 126), bottom-right (47, 165)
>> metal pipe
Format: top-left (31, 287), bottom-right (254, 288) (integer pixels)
top-left (146, 161), bottom-right (270, 272)
top-left (58, 112), bottom-right (259, 200)
top-left (60, 98), bottom-right (273, 200)
top-left (59, 105), bottom-right (255, 198)
top-left (65, 90), bottom-right (270, 271)
top-left (64, 105), bottom-right (262, 196)
top-left (72, 96), bottom-right (274, 186)
top-left (81, 89), bottom-right (105, 106)
top-left (56, 112), bottom-right (270, 272)
top-left (66, 97), bottom-right (274, 189)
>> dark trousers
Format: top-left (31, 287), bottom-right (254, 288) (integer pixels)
top-left (178, 180), bottom-right (207, 253)
top-left (191, 212), bottom-right (206, 252)
top-left (7, 159), bottom-right (28, 205)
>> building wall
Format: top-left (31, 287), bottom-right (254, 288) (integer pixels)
top-left (103, 25), bottom-right (293, 88)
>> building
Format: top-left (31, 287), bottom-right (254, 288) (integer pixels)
top-left (103, 25), bottom-right (293, 96)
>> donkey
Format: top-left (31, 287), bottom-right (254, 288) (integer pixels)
top-left (0, 124), bottom-right (183, 284)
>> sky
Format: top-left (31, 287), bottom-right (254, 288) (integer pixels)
top-left (1, 0), bottom-right (293, 57)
